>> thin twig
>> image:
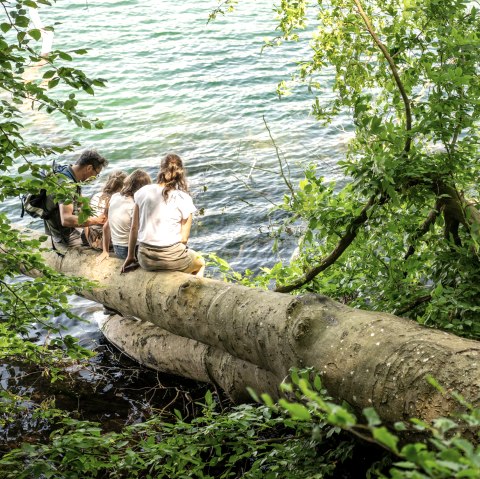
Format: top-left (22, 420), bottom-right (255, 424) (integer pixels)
top-left (208, 164), bottom-right (278, 207)
top-left (0, 279), bottom-right (53, 330)
top-left (395, 295), bottom-right (432, 316)
top-left (404, 203), bottom-right (441, 260)
top-left (263, 116), bottom-right (296, 199)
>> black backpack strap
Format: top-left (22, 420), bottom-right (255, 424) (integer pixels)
top-left (20, 195), bottom-right (25, 218)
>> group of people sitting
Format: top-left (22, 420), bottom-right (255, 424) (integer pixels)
top-left (43, 149), bottom-right (205, 277)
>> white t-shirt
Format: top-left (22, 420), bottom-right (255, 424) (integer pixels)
top-left (134, 184), bottom-right (196, 247)
top-left (108, 193), bottom-right (135, 246)
top-left (90, 192), bottom-right (109, 216)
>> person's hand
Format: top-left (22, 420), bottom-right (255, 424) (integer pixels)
top-left (121, 257), bottom-right (136, 273)
top-left (95, 214), bottom-right (107, 225)
top-left (96, 251), bottom-right (109, 264)
top-left (87, 214), bottom-right (106, 226)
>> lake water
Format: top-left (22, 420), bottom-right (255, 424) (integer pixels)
top-left (5, 1), bottom-right (351, 342)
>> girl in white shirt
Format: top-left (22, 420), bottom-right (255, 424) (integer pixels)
top-left (97, 169), bottom-right (152, 261)
top-left (87, 170), bottom-right (127, 249)
top-left (121, 154), bottom-right (205, 277)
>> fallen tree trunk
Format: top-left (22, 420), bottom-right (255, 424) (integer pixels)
top-left (98, 315), bottom-right (281, 402)
top-left (26, 230), bottom-right (480, 424)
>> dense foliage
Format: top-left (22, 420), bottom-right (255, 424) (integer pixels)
top-left (213, 0), bottom-right (480, 339)
top-left (0, 370), bottom-right (478, 478)
top-left (0, 0), bottom-right (479, 478)
top-left (0, 0), bottom-right (104, 377)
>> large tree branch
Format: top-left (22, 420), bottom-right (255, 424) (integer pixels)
top-left (275, 195), bottom-right (377, 293)
top-left (24, 232), bottom-right (480, 425)
top-left (352, 0), bottom-right (412, 153)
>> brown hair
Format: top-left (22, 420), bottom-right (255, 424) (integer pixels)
top-left (95, 170), bottom-right (127, 212)
top-left (76, 149), bottom-right (108, 170)
top-left (121, 169), bottom-right (152, 197)
top-left (156, 153), bottom-right (189, 201)
top-left (102, 170), bottom-right (127, 195)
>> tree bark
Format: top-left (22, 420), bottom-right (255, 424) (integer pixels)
top-left (27, 230), bottom-right (480, 424)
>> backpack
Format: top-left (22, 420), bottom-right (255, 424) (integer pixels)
top-left (20, 162), bottom-right (76, 221)
top-left (21, 189), bottom-right (55, 220)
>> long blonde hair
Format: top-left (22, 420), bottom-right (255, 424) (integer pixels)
top-left (156, 153), bottom-right (189, 201)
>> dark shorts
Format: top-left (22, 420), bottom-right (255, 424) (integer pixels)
top-left (52, 228), bottom-right (87, 250)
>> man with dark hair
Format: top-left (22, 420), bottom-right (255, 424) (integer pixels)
top-left (44, 149), bottom-right (108, 250)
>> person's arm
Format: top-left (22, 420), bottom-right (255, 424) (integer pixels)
top-left (59, 203), bottom-right (105, 227)
top-left (180, 214), bottom-right (192, 244)
top-left (96, 219), bottom-right (111, 264)
top-left (121, 204), bottom-right (139, 272)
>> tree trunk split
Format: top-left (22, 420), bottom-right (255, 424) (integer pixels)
top-left (28, 230), bottom-right (480, 424)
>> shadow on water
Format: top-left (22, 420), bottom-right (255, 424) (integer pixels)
top-left (0, 335), bottom-right (221, 453)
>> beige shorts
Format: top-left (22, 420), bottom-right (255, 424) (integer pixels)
top-left (138, 242), bottom-right (199, 273)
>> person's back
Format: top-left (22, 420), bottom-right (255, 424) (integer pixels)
top-left (86, 170), bottom-right (126, 250)
top-left (89, 191), bottom-right (110, 217)
top-left (108, 192), bottom-right (134, 248)
top-left (135, 185), bottom-right (194, 248)
top-left (121, 153), bottom-right (205, 277)
top-left (44, 150), bottom-right (108, 250)
top-left (97, 169), bottom-right (152, 261)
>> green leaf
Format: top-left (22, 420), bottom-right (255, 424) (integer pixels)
top-left (313, 374), bottom-right (322, 391)
top-left (363, 407), bottom-right (381, 427)
top-left (278, 399), bottom-right (311, 421)
top-left (0, 23), bottom-right (12, 33)
top-left (393, 421), bottom-right (407, 431)
top-left (204, 389), bottom-right (213, 406)
top-left (48, 77), bottom-right (60, 89)
top-left (173, 409), bottom-right (182, 420)
top-left (15, 16), bottom-right (30, 28)
top-left (372, 427), bottom-right (399, 453)
top-left (260, 393), bottom-right (275, 408)
top-left (43, 70), bottom-right (56, 79)
top-left (246, 387), bottom-right (259, 402)
top-left (58, 51), bottom-right (73, 61)
top-left (28, 29), bottom-right (42, 41)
